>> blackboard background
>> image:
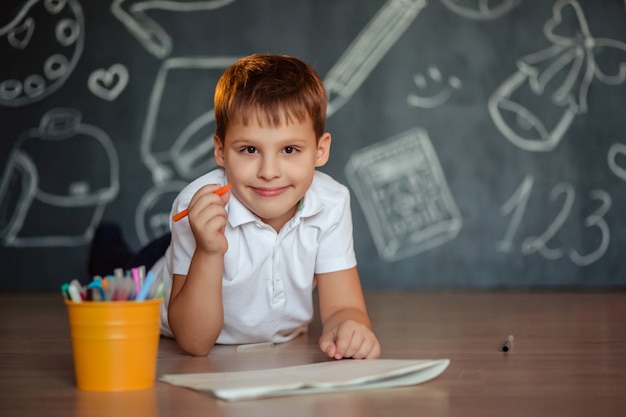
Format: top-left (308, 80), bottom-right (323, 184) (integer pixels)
top-left (1, 0), bottom-right (625, 291)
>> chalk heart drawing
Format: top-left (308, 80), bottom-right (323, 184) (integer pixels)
top-left (88, 64), bottom-right (129, 101)
top-left (608, 143), bottom-right (626, 183)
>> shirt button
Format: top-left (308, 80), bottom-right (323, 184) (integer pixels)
top-left (275, 273), bottom-right (281, 281)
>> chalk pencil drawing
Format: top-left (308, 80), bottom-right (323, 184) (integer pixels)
top-left (497, 174), bottom-right (611, 266)
top-left (439, 0), bottom-right (521, 20)
top-left (407, 66), bottom-right (462, 108)
top-left (88, 64), bottom-right (129, 101)
top-left (0, 0), bottom-right (84, 107)
top-left (345, 128), bottom-right (462, 262)
top-left (136, 56), bottom-right (237, 244)
top-left (0, 109), bottom-right (119, 247)
top-left (110, 0), bottom-right (235, 59)
top-left (324, 0), bottom-right (427, 117)
top-left (488, 0), bottom-right (626, 152)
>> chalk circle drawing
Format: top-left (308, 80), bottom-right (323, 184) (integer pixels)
top-left (136, 56), bottom-right (237, 244)
top-left (407, 66), bottom-right (462, 108)
top-left (324, 0), bottom-right (427, 117)
top-left (345, 128), bottom-right (463, 262)
top-left (488, 0), bottom-right (626, 152)
top-left (439, 0), bottom-right (521, 20)
top-left (0, 0), bottom-right (84, 107)
top-left (110, 0), bottom-right (236, 59)
top-left (0, 109), bottom-right (119, 247)
top-left (88, 64), bottom-right (129, 101)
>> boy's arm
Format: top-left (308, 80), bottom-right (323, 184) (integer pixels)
top-left (316, 266), bottom-right (381, 359)
top-left (167, 252), bottom-right (224, 356)
top-left (167, 184), bottom-right (229, 356)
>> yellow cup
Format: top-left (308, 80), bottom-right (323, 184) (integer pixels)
top-left (65, 299), bottom-right (162, 391)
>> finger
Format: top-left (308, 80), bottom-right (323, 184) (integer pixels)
top-left (319, 328), bottom-right (338, 356)
top-left (333, 327), bottom-right (356, 359)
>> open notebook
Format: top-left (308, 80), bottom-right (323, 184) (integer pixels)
top-left (160, 358), bottom-right (450, 401)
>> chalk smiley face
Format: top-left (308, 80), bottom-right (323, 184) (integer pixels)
top-left (0, 0), bottom-right (84, 107)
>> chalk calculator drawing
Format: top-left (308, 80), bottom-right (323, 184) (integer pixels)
top-left (0, 109), bottom-right (119, 247)
top-left (438, 0), bottom-right (521, 20)
top-left (345, 128), bottom-right (462, 262)
top-left (0, 0), bottom-right (84, 107)
top-left (110, 0), bottom-right (236, 59)
top-left (488, 0), bottom-right (626, 152)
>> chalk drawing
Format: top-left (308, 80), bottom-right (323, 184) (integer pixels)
top-left (324, 0), bottom-right (427, 117)
top-left (488, 0), bottom-right (626, 152)
top-left (439, 0), bottom-right (521, 20)
top-left (0, 109), bottom-right (119, 247)
top-left (345, 128), bottom-right (462, 262)
top-left (497, 174), bottom-right (611, 266)
top-left (136, 56), bottom-right (237, 244)
top-left (110, 0), bottom-right (235, 59)
top-left (608, 143), bottom-right (626, 183)
top-left (88, 64), bottom-right (129, 101)
top-left (0, 0), bottom-right (84, 107)
top-left (407, 66), bottom-right (462, 108)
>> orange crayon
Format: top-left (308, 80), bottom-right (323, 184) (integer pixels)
top-left (172, 184), bottom-right (232, 222)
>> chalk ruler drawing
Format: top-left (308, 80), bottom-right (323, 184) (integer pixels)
top-left (488, 0), bottom-right (626, 152)
top-left (0, 109), bottom-right (119, 247)
top-left (0, 0), bottom-right (84, 107)
top-left (439, 0), bottom-right (521, 20)
top-left (88, 64), bottom-right (129, 101)
top-left (324, 0), bottom-right (427, 117)
top-left (407, 66), bottom-right (462, 108)
top-left (346, 128), bottom-right (462, 262)
top-left (110, 0), bottom-right (235, 59)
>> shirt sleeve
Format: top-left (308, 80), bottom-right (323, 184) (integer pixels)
top-left (314, 187), bottom-right (358, 274)
top-left (169, 190), bottom-right (197, 276)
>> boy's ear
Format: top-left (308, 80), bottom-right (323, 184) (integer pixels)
top-left (214, 135), bottom-right (225, 167)
top-left (315, 133), bottom-right (332, 167)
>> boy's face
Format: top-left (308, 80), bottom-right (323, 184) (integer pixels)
top-left (214, 115), bottom-right (331, 232)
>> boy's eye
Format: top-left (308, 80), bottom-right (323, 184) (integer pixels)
top-left (284, 146), bottom-right (297, 154)
top-left (243, 146), bottom-right (257, 154)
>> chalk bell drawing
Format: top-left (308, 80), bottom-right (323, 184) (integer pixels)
top-left (346, 128), bottom-right (462, 262)
top-left (488, 0), bottom-right (626, 152)
top-left (0, 109), bottom-right (119, 247)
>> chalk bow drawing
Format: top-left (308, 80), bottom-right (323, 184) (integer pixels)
top-left (488, 0), bottom-right (626, 152)
top-left (0, 0), bottom-right (84, 107)
top-left (439, 0), bottom-right (521, 20)
top-left (110, 0), bottom-right (235, 59)
top-left (88, 64), bottom-right (129, 101)
top-left (0, 109), bottom-right (119, 247)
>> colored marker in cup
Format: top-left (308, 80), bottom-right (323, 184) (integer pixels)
top-left (172, 183), bottom-right (232, 222)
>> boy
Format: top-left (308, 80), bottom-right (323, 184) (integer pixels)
top-left (151, 54), bottom-right (381, 359)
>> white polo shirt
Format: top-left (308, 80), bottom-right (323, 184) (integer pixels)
top-left (152, 168), bottom-right (357, 344)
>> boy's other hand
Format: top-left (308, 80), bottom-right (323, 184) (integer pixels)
top-left (319, 319), bottom-right (381, 360)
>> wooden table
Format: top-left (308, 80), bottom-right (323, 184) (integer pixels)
top-left (1, 291), bottom-right (625, 417)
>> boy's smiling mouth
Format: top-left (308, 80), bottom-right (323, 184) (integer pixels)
top-left (251, 186), bottom-right (289, 197)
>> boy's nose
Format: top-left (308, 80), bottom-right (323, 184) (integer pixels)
top-left (257, 156), bottom-right (280, 180)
